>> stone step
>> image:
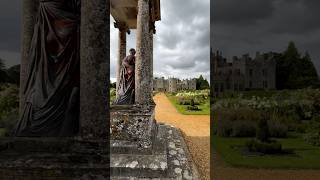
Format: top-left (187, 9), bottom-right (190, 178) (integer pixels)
top-left (110, 153), bottom-right (168, 178)
top-left (110, 124), bottom-right (168, 178)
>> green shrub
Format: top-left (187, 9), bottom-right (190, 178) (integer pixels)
top-left (256, 114), bottom-right (270, 142)
top-left (177, 97), bottom-right (191, 105)
top-left (0, 128), bottom-right (6, 137)
top-left (268, 120), bottom-right (288, 138)
top-left (231, 120), bottom-right (256, 137)
top-left (305, 115), bottom-right (320, 133)
top-left (303, 132), bottom-right (320, 146)
top-left (187, 105), bottom-right (200, 111)
top-left (216, 120), bottom-right (233, 137)
top-left (214, 107), bottom-right (261, 123)
top-left (246, 139), bottom-right (282, 154)
top-left (0, 108), bottom-right (19, 136)
top-left (0, 84), bottom-right (19, 113)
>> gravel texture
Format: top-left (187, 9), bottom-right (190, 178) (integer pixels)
top-left (154, 93), bottom-right (210, 180)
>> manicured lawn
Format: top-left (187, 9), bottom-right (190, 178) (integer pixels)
top-left (0, 128), bottom-right (6, 137)
top-left (212, 135), bottom-right (320, 169)
top-left (166, 94), bottom-right (210, 115)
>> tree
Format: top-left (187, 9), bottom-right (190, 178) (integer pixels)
top-left (196, 75), bottom-right (209, 90)
top-left (110, 82), bottom-right (116, 89)
top-left (0, 58), bottom-right (8, 83)
top-left (276, 41), bottom-right (319, 89)
top-left (6, 65), bottom-right (20, 85)
top-left (256, 114), bottom-right (270, 142)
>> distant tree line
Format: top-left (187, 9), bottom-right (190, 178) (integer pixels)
top-left (272, 41), bottom-right (320, 89)
top-left (196, 75), bottom-right (210, 90)
top-left (0, 58), bottom-right (20, 85)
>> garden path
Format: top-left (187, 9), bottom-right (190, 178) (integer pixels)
top-left (154, 93), bottom-right (210, 180)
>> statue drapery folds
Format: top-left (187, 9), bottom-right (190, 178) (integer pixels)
top-left (113, 48), bottom-right (136, 105)
top-left (14, 0), bottom-right (81, 137)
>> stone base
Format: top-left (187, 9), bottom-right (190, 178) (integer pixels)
top-left (0, 138), bottom-right (109, 180)
top-left (0, 125), bottom-right (199, 179)
top-left (110, 105), bottom-right (156, 149)
top-left (111, 124), bottom-right (199, 179)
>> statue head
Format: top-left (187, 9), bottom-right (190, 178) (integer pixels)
top-left (129, 48), bottom-right (136, 56)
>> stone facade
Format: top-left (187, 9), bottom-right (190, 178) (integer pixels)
top-left (153, 77), bottom-right (197, 92)
top-left (212, 50), bottom-right (276, 96)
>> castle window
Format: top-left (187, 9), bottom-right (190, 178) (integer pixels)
top-left (239, 84), bottom-right (244, 91)
top-left (249, 69), bottom-right (253, 77)
top-left (235, 69), bottom-right (241, 75)
top-left (262, 69), bottom-right (268, 77)
top-left (263, 81), bottom-right (268, 88)
top-left (226, 82), bottom-right (231, 90)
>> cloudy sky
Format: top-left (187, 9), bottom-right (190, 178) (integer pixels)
top-left (212, 0), bottom-right (320, 75)
top-left (110, 0), bottom-right (210, 82)
top-left (0, 0), bottom-right (21, 68)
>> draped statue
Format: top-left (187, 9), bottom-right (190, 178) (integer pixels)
top-left (14, 0), bottom-right (80, 136)
top-left (113, 48), bottom-right (136, 105)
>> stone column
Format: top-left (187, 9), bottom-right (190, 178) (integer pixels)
top-left (20, 0), bottom-right (39, 114)
top-left (80, 0), bottom-right (109, 140)
top-left (115, 22), bottom-right (127, 96)
top-left (135, 0), bottom-right (153, 105)
top-left (149, 30), bottom-right (154, 96)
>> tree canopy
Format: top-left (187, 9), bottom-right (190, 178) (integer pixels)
top-left (276, 41), bottom-right (319, 89)
top-left (196, 75), bottom-right (210, 90)
top-left (0, 58), bottom-right (8, 83)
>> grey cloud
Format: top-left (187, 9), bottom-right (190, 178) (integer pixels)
top-left (213, 0), bottom-right (276, 25)
top-left (212, 0), bottom-right (320, 74)
top-left (111, 0), bottom-right (210, 81)
top-left (0, 0), bottom-right (21, 53)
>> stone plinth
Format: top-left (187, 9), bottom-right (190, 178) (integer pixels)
top-left (110, 105), bottom-right (156, 150)
top-left (0, 138), bottom-right (109, 180)
top-left (110, 124), bottom-right (199, 179)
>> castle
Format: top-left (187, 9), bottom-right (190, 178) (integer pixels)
top-left (153, 77), bottom-right (197, 92)
top-left (212, 50), bottom-right (276, 96)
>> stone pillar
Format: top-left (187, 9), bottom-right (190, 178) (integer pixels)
top-left (149, 30), bottom-right (154, 95)
top-left (80, 0), bottom-right (109, 140)
top-left (135, 0), bottom-right (153, 105)
top-left (115, 22), bottom-right (127, 96)
top-left (20, 0), bottom-right (39, 114)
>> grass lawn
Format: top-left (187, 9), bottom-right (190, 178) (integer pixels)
top-left (166, 94), bottom-right (210, 115)
top-left (212, 135), bottom-right (320, 169)
top-left (0, 128), bottom-right (6, 137)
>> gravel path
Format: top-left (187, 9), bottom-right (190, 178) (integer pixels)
top-left (154, 93), bottom-right (210, 180)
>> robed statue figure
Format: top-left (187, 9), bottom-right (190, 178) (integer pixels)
top-left (113, 48), bottom-right (136, 105)
top-left (14, 0), bottom-right (80, 137)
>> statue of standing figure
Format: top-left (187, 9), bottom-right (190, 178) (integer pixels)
top-left (14, 0), bottom-right (80, 137)
top-left (113, 48), bottom-right (136, 105)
